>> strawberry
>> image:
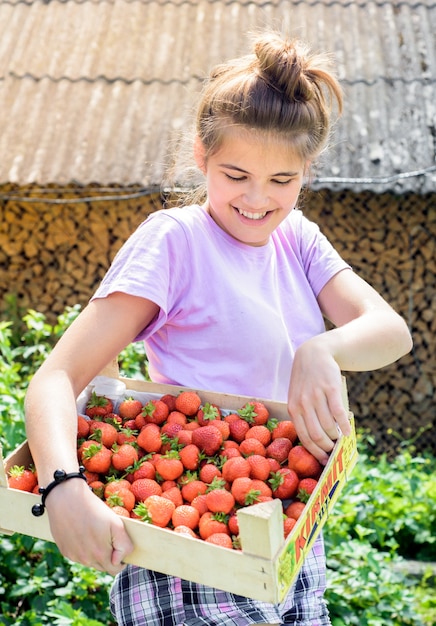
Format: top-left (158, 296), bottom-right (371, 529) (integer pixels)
top-left (135, 495), bottom-right (175, 528)
top-left (155, 454), bottom-right (184, 481)
top-left (207, 419), bottom-right (230, 440)
top-left (269, 468), bottom-right (299, 500)
top-left (161, 486), bottom-right (184, 508)
top-left (288, 446), bottom-right (323, 478)
top-left (179, 444), bottom-right (201, 471)
top-left (266, 437), bottom-right (293, 464)
top-left (116, 428), bottom-right (138, 445)
top-left (191, 425), bottom-right (223, 456)
top-left (191, 494), bottom-right (209, 516)
top-left (297, 477), bottom-right (318, 502)
top-left (137, 423), bottom-right (162, 453)
top-left (111, 505), bottom-right (131, 518)
top-left (205, 488), bottom-right (235, 514)
top-left (172, 504), bottom-right (200, 530)
top-left (272, 420), bottom-right (298, 443)
top-left (106, 487), bottom-right (136, 512)
top-left (167, 411), bottom-right (188, 426)
top-left (197, 403), bottom-right (222, 425)
top-left (246, 454), bottom-right (271, 481)
top-left (284, 516), bottom-right (297, 538)
top-left (228, 512), bottom-right (239, 536)
top-left (220, 447), bottom-right (242, 461)
top-left (199, 463), bottom-right (222, 484)
top-left (244, 424), bottom-right (271, 446)
top-left (221, 456), bottom-right (251, 483)
top-left (85, 392), bottom-right (114, 418)
top-left (250, 479), bottom-right (272, 499)
top-left (238, 401), bottom-right (269, 425)
top-left (7, 465), bottom-right (37, 493)
top-left (231, 477), bottom-right (261, 506)
top-left (198, 512), bottom-right (230, 540)
top-left (239, 438), bottom-right (266, 457)
top-left (118, 397), bottom-right (143, 420)
top-left (89, 480), bottom-right (105, 498)
top-left (89, 420), bottom-right (119, 448)
top-left (131, 478), bottom-right (162, 502)
top-left (142, 400), bottom-right (169, 425)
top-left (175, 391), bottom-right (202, 416)
top-left (205, 533), bottom-right (233, 549)
top-left (159, 393), bottom-right (178, 412)
top-left (81, 442), bottom-right (112, 474)
top-left (77, 415), bottom-right (90, 439)
top-left (173, 525), bottom-right (198, 538)
top-left (180, 479), bottom-right (208, 503)
top-left (128, 460), bottom-right (156, 482)
top-left (228, 418), bottom-right (250, 443)
top-left (111, 443), bottom-right (139, 472)
top-left (176, 430), bottom-right (193, 446)
top-left (160, 422), bottom-right (184, 439)
top-left (104, 479), bottom-right (132, 498)
top-left (285, 500), bottom-right (306, 520)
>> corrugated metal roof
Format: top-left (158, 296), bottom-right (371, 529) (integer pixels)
top-left (0, 0), bottom-right (435, 192)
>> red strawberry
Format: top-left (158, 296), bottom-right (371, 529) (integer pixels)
top-left (198, 512), bottom-right (230, 540)
top-left (137, 423), bottom-right (162, 453)
top-left (159, 394), bottom-right (178, 412)
top-left (266, 437), bottom-right (293, 464)
top-left (162, 486), bottom-right (184, 508)
top-left (77, 415), bottom-right (90, 439)
top-left (104, 479), bottom-right (132, 499)
top-left (228, 418), bottom-right (250, 443)
top-left (135, 495), bottom-right (175, 527)
top-left (288, 446), bottom-right (323, 478)
top-left (85, 392), bottom-right (114, 418)
top-left (284, 516), bottom-right (297, 538)
top-left (81, 442), bottom-right (112, 474)
top-left (191, 425), bottom-right (223, 456)
top-left (272, 420), bottom-right (298, 443)
top-left (106, 487), bottom-right (136, 513)
top-left (179, 444), bottom-right (201, 470)
top-left (199, 463), bottom-right (222, 484)
top-left (269, 468), bottom-right (299, 500)
top-left (111, 443), bottom-right (139, 472)
top-left (131, 478), bottom-right (162, 502)
top-left (245, 424), bottom-right (271, 446)
top-left (221, 456), bottom-right (251, 483)
top-left (231, 477), bottom-right (261, 506)
top-left (239, 438), bottom-right (266, 457)
top-left (175, 391), bottom-right (202, 416)
top-left (118, 397), bottom-right (143, 420)
top-left (142, 400), bottom-right (169, 425)
top-left (297, 477), bottom-right (318, 502)
top-left (246, 454), bottom-right (271, 481)
top-left (155, 454), bottom-right (184, 481)
top-left (180, 479), bottom-right (208, 503)
top-left (172, 504), bottom-right (200, 530)
top-left (205, 533), bottom-right (233, 549)
top-left (238, 401), bottom-right (269, 425)
top-left (197, 403), bottom-right (222, 425)
top-left (285, 500), bottom-right (306, 520)
top-left (205, 488), bottom-right (235, 514)
top-left (7, 465), bottom-right (37, 493)
top-left (89, 420), bottom-right (118, 448)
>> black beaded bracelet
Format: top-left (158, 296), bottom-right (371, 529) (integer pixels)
top-left (31, 467), bottom-right (87, 517)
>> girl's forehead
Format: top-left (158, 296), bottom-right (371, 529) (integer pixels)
top-left (213, 127), bottom-right (305, 168)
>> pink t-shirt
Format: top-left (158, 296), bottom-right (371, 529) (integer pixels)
top-left (92, 205), bottom-right (350, 401)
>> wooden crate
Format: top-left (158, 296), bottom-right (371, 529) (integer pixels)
top-left (0, 374), bottom-right (358, 603)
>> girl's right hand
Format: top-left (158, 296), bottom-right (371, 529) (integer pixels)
top-left (45, 477), bottom-right (134, 575)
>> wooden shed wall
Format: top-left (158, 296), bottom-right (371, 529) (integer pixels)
top-left (0, 184), bottom-right (434, 455)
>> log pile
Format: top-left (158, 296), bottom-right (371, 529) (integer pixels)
top-left (0, 184), bottom-right (434, 455)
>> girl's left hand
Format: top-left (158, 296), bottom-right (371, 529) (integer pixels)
top-left (287, 336), bottom-right (351, 464)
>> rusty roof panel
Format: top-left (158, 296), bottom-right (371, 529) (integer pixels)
top-left (0, 0), bottom-right (434, 192)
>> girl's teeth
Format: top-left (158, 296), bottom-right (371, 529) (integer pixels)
top-left (238, 209), bottom-right (267, 220)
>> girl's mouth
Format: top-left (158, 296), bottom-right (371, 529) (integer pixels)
top-left (236, 208), bottom-right (268, 220)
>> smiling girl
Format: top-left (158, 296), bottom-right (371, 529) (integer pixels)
top-left (25, 31), bottom-right (412, 626)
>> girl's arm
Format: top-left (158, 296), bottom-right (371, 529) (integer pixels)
top-left (287, 269), bottom-right (412, 463)
top-left (25, 292), bottom-right (160, 574)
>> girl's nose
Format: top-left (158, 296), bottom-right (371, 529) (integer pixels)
top-left (242, 184), bottom-right (269, 210)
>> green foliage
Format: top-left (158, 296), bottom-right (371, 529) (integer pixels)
top-left (0, 306), bottom-right (435, 625)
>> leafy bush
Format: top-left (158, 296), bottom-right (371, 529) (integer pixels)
top-left (0, 306), bottom-right (435, 625)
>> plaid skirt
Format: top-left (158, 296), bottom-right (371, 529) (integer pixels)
top-left (110, 534), bottom-right (331, 626)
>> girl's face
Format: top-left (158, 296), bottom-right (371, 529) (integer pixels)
top-left (196, 129), bottom-right (307, 246)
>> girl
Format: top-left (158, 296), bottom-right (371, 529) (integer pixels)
top-left (25, 31), bottom-right (412, 626)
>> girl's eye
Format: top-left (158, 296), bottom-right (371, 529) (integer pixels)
top-left (225, 173), bottom-right (246, 182)
top-left (272, 178), bottom-right (292, 185)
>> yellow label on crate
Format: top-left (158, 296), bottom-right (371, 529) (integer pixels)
top-left (276, 415), bottom-right (358, 600)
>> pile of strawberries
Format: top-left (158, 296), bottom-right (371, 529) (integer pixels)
top-left (9, 389), bottom-right (324, 550)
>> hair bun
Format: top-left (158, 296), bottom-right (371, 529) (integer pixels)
top-left (254, 34), bottom-right (314, 103)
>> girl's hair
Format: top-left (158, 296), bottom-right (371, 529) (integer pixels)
top-left (196, 31), bottom-right (343, 163)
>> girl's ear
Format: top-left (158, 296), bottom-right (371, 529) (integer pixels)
top-left (194, 136), bottom-right (207, 173)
